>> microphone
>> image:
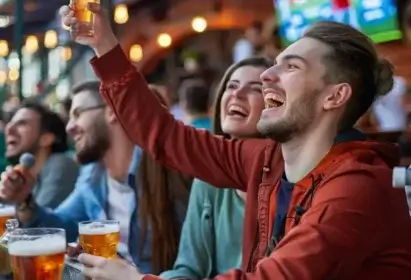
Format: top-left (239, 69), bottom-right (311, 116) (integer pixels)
top-left (9, 153), bottom-right (35, 185)
top-left (18, 153), bottom-right (35, 170)
top-left (392, 166), bottom-right (411, 188)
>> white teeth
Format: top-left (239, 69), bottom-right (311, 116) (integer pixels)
top-left (228, 105), bottom-right (247, 115)
top-left (264, 92), bottom-right (285, 109)
top-left (264, 93), bottom-right (284, 104)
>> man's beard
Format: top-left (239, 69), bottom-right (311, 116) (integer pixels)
top-left (76, 119), bottom-right (110, 165)
top-left (257, 89), bottom-right (318, 143)
top-left (6, 142), bottom-right (39, 165)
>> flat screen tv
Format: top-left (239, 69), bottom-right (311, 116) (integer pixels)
top-left (274, 0), bottom-right (402, 46)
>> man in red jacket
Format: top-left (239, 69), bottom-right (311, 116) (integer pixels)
top-left (26, 3), bottom-right (411, 280)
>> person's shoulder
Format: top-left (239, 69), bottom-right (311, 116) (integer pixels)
top-left (328, 151), bottom-right (392, 181)
top-left (75, 161), bottom-right (106, 188)
top-left (191, 178), bottom-right (242, 203)
top-left (192, 178), bottom-right (217, 194)
top-left (46, 152), bottom-right (78, 170)
top-left (320, 144), bottom-right (395, 196)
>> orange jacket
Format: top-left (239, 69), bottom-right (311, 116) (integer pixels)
top-left (91, 45), bottom-right (411, 279)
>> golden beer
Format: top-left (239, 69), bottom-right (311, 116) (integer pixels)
top-left (70, 0), bottom-right (100, 36)
top-left (0, 205), bottom-right (15, 236)
top-left (8, 228), bottom-right (66, 280)
top-left (79, 220), bottom-right (120, 259)
top-left (0, 206), bottom-right (15, 274)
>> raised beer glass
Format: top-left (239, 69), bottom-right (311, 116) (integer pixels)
top-left (79, 220), bottom-right (120, 259)
top-left (69, 0), bottom-right (100, 37)
top-left (8, 228), bottom-right (66, 280)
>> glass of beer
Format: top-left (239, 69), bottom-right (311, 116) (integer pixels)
top-left (0, 204), bottom-right (15, 237)
top-left (70, 0), bottom-right (100, 36)
top-left (8, 228), bottom-right (66, 280)
top-left (78, 220), bottom-right (120, 259)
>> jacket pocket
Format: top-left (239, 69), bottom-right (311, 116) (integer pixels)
top-left (201, 199), bottom-right (215, 277)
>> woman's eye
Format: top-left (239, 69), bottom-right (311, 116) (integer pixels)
top-left (226, 83), bottom-right (237, 90)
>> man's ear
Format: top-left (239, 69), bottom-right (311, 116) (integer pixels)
top-left (323, 83), bottom-right (352, 111)
top-left (39, 133), bottom-right (55, 149)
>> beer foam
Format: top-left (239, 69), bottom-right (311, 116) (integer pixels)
top-left (79, 222), bottom-right (120, 235)
top-left (0, 206), bottom-right (15, 217)
top-left (8, 235), bottom-right (66, 256)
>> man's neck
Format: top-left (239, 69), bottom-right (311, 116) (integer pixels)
top-left (103, 136), bottom-right (135, 183)
top-left (31, 149), bottom-right (50, 177)
top-left (281, 125), bottom-right (336, 183)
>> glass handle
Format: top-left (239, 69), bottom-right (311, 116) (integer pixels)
top-left (0, 218), bottom-right (19, 247)
top-left (5, 219), bottom-right (18, 231)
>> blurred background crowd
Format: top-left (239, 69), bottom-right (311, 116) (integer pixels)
top-left (0, 0), bottom-right (410, 278)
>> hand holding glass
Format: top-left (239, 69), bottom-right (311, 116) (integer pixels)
top-left (79, 220), bottom-right (120, 259)
top-left (70, 0), bottom-right (100, 36)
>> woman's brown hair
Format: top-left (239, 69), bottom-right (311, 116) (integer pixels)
top-left (212, 57), bottom-right (273, 138)
top-left (137, 85), bottom-right (192, 274)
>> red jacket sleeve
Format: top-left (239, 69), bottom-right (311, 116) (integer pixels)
top-left (145, 166), bottom-right (389, 280)
top-left (90, 45), bottom-right (268, 190)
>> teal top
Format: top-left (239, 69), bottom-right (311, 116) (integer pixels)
top-left (190, 117), bottom-right (212, 131)
top-left (160, 179), bottom-right (245, 278)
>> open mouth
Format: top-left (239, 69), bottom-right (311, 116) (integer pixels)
top-left (264, 93), bottom-right (285, 109)
top-left (227, 104), bottom-right (249, 118)
top-left (6, 139), bottom-right (18, 148)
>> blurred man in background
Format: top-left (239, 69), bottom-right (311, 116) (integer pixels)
top-left (4, 102), bottom-right (79, 208)
top-left (179, 80), bottom-right (212, 130)
top-left (233, 21), bottom-right (265, 63)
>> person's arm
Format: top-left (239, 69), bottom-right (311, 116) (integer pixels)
top-left (18, 164), bottom-right (97, 242)
top-left (90, 46), bottom-right (269, 191)
top-left (145, 168), bottom-right (389, 280)
top-left (35, 154), bottom-right (79, 209)
top-left (160, 180), bottom-right (215, 279)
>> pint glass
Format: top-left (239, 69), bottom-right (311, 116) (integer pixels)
top-left (70, 0), bottom-right (100, 36)
top-left (0, 204), bottom-right (15, 236)
top-left (8, 228), bottom-right (66, 280)
top-left (79, 220), bottom-right (120, 259)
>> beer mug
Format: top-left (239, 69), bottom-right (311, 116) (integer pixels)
top-left (69, 0), bottom-right (100, 37)
top-left (0, 218), bottom-right (18, 276)
top-left (78, 220), bottom-right (120, 259)
top-left (0, 204), bottom-right (15, 236)
top-left (8, 228), bottom-right (66, 280)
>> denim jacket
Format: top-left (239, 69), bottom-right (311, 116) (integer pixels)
top-left (25, 147), bottom-right (185, 274)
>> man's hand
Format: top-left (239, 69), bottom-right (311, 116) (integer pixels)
top-left (59, 2), bottom-right (118, 57)
top-left (0, 165), bottom-right (35, 204)
top-left (67, 243), bottom-right (84, 259)
top-left (78, 253), bottom-right (145, 280)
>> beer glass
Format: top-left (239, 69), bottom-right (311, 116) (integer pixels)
top-left (78, 220), bottom-right (120, 259)
top-left (70, 0), bottom-right (100, 36)
top-left (8, 228), bottom-right (66, 280)
top-left (0, 204), bottom-right (15, 236)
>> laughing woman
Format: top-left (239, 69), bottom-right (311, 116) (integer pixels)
top-left (160, 57), bottom-right (272, 279)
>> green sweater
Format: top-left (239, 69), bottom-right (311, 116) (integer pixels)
top-left (160, 179), bottom-right (245, 279)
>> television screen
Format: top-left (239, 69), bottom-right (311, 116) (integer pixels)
top-left (274, 0), bottom-right (402, 46)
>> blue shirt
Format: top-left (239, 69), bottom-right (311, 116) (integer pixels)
top-left (26, 147), bottom-right (186, 274)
